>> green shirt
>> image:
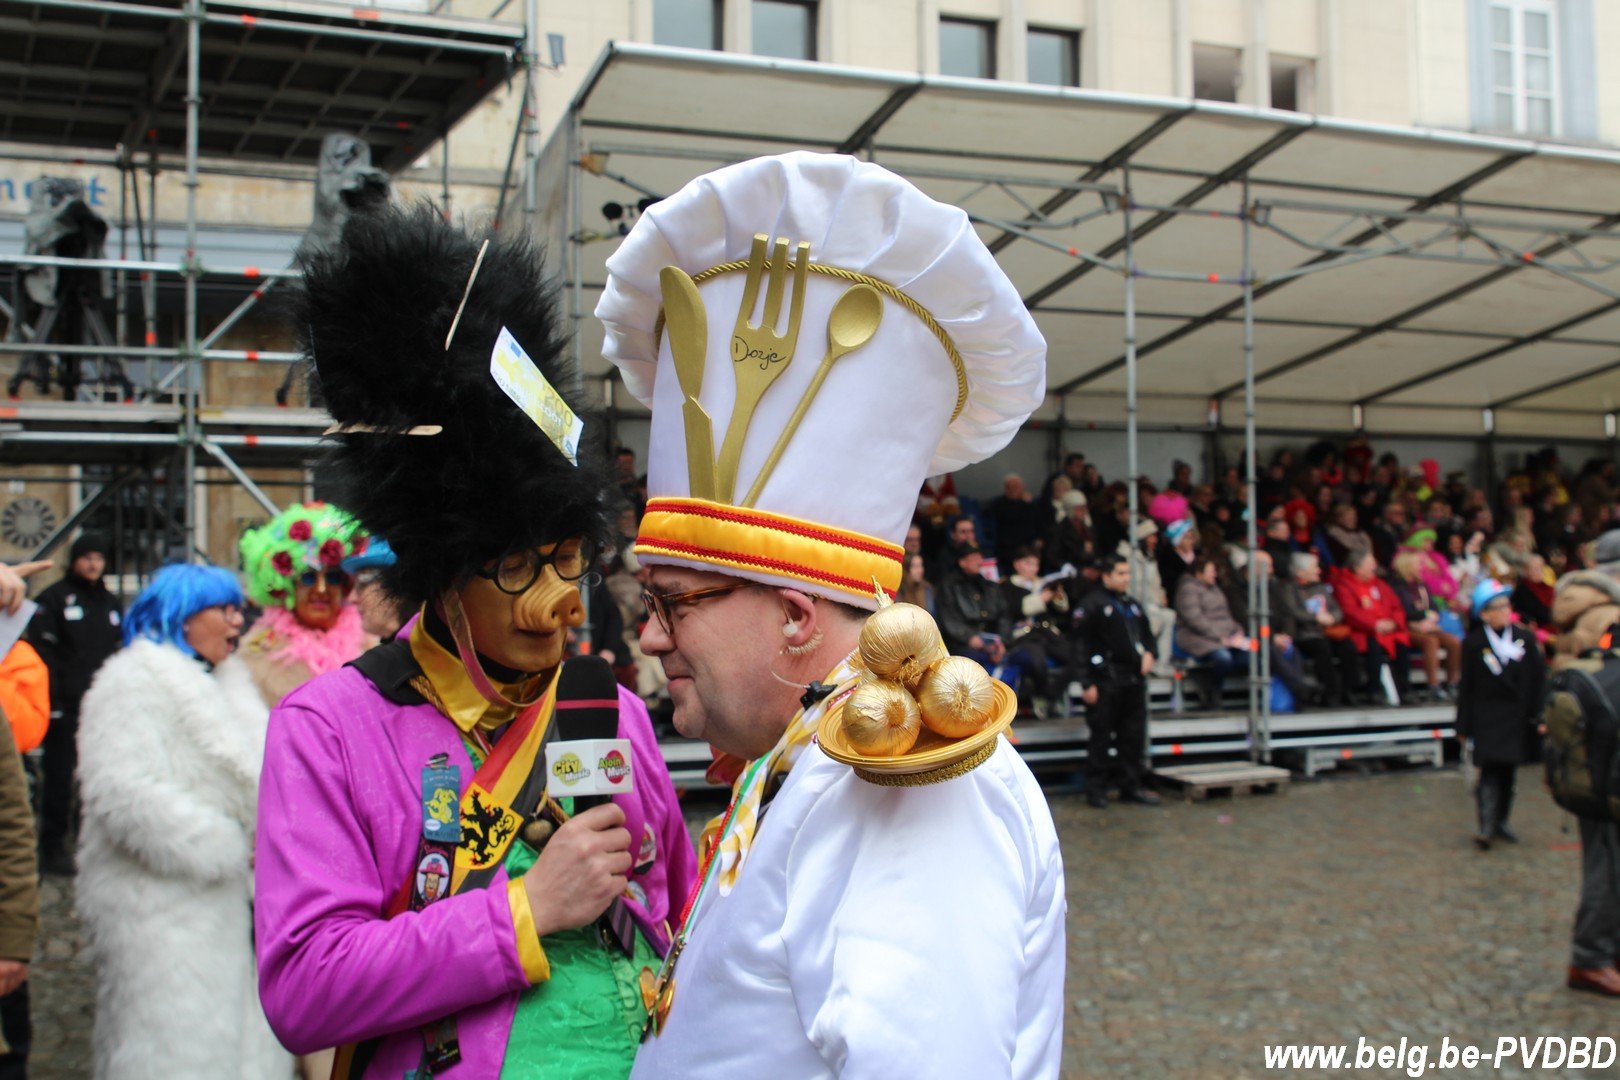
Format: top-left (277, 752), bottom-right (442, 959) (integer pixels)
top-left (461, 729), bottom-right (657, 1079)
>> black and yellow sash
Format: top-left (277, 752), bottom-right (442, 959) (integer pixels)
top-left (330, 658), bottom-right (561, 1080)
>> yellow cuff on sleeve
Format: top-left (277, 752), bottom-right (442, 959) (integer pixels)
top-left (506, 878), bottom-right (551, 985)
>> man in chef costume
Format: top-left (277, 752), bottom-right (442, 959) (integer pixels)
top-left (597, 151), bottom-right (1065, 1078)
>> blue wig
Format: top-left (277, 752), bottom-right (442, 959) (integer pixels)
top-left (123, 564), bottom-right (245, 656)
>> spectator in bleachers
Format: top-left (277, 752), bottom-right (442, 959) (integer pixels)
top-left (1039, 452), bottom-right (1087, 506)
top-left (1225, 549), bottom-right (1314, 708)
top-left (1148, 487), bottom-right (1189, 529)
top-left (1159, 518), bottom-right (1199, 599)
top-left (1187, 484), bottom-right (1218, 530)
top-left (904, 523), bottom-right (923, 559)
top-left (988, 473), bottom-right (1044, 573)
top-left (1120, 520), bottom-right (1175, 675)
top-left (1537, 502), bottom-right (1587, 571)
top-left (1045, 475), bottom-right (1074, 528)
top-left (1370, 501), bottom-right (1408, 567)
top-left (1421, 495), bottom-right (1461, 544)
top-left (1443, 470), bottom-right (1471, 513)
top-left (1464, 503), bottom-right (1495, 542)
top-left (1276, 552), bottom-right (1362, 707)
top-left (1312, 482), bottom-right (1337, 523)
top-left (1092, 487), bottom-right (1130, 557)
top-left (1045, 492), bottom-right (1094, 604)
top-left (1511, 552), bottom-right (1556, 640)
top-left (1325, 503), bottom-right (1373, 567)
top-left (897, 552), bottom-right (936, 614)
top-left (1167, 460), bottom-right (1194, 497)
top-left (930, 513), bottom-right (979, 583)
top-left (1306, 439), bottom-right (1344, 488)
top-left (1262, 508), bottom-right (1294, 567)
top-left (1532, 446), bottom-right (1569, 505)
top-left (614, 445), bottom-right (647, 518)
top-left (1333, 549), bottom-right (1412, 704)
top-left (1079, 462), bottom-right (1105, 502)
top-left (1216, 497), bottom-right (1247, 543)
top-left (1000, 548), bottom-right (1075, 714)
top-left (1402, 528), bottom-right (1461, 610)
top-left (1391, 551), bottom-right (1462, 701)
top-left (1217, 465), bottom-right (1245, 509)
top-left (1259, 450), bottom-right (1293, 511)
top-left (1284, 498), bottom-right (1335, 567)
top-left (936, 542), bottom-right (1011, 668)
top-left (1574, 459), bottom-right (1617, 533)
top-left (1173, 555), bottom-right (1249, 704)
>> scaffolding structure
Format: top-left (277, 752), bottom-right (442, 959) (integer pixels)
top-left (543, 44), bottom-right (1620, 771)
top-left (0, 0), bottom-right (535, 565)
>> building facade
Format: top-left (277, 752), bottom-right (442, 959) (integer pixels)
top-left (1, 0), bottom-right (1615, 573)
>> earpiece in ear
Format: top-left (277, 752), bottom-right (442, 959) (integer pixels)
top-left (782, 621), bottom-right (799, 637)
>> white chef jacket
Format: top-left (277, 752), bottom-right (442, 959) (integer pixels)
top-left (631, 736), bottom-right (1066, 1079)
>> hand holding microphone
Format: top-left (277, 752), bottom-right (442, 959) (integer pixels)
top-left (522, 655), bottom-right (638, 935)
top-left (523, 802), bottom-right (632, 936)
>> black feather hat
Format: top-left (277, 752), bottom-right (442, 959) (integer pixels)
top-left (296, 203), bottom-right (613, 608)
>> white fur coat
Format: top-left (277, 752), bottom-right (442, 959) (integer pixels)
top-left (75, 639), bottom-right (292, 1079)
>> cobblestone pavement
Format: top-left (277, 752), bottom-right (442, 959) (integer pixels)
top-left (1056, 766), bottom-right (1616, 1078)
top-left (24, 764), bottom-right (1619, 1078)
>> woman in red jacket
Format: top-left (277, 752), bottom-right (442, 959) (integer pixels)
top-left (1332, 549), bottom-right (1412, 704)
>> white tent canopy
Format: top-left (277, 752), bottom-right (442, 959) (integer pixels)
top-left (542, 42), bottom-right (1620, 442)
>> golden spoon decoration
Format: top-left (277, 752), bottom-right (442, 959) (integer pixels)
top-left (742, 283), bottom-right (883, 508)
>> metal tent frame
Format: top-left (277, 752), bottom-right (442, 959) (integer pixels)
top-left (543, 43), bottom-right (1620, 767)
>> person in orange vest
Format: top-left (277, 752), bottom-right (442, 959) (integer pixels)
top-left (0, 641), bottom-right (48, 754)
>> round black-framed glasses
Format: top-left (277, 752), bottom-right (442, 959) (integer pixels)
top-left (475, 537), bottom-right (599, 596)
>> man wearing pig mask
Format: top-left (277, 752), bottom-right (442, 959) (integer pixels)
top-left (254, 205), bottom-right (696, 1079)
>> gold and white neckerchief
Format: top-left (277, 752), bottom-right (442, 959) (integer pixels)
top-left (702, 654), bottom-right (859, 896)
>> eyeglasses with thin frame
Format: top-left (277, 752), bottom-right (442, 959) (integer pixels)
top-left (640, 582), bottom-right (750, 637)
top-left (475, 537), bottom-right (598, 596)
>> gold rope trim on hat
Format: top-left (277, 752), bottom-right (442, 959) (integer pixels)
top-left (655, 261), bottom-right (969, 422)
top-left (851, 739), bottom-right (997, 787)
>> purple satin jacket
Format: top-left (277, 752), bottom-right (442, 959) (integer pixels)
top-left (254, 665), bottom-right (698, 1077)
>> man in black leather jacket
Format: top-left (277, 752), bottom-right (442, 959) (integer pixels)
top-left (936, 543), bottom-right (1011, 668)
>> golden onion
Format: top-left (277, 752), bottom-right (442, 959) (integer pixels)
top-left (917, 656), bottom-right (997, 738)
top-left (856, 602), bottom-right (948, 690)
top-left (842, 677), bottom-right (922, 757)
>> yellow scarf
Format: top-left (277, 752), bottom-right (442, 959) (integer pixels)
top-left (701, 655), bottom-right (859, 896)
top-left (408, 613), bottom-right (545, 734)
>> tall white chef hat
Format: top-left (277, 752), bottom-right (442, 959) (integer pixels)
top-left (596, 151), bottom-right (1044, 610)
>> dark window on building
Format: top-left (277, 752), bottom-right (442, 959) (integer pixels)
top-left (753, 0), bottom-right (816, 60)
top-left (1192, 43), bottom-right (1240, 102)
top-left (653, 0), bottom-right (722, 50)
top-left (1027, 27), bottom-right (1079, 87)
top-left (940, 17), bottom-right (996, 79)
top-left (1269, 54), bottom-right (1314, 112)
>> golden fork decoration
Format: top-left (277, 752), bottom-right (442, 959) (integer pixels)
top-left (714, 234), bottom-right (809, 504)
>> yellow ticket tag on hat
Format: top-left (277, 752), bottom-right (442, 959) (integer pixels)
top-left (490, 327), bottom-right (583, 463)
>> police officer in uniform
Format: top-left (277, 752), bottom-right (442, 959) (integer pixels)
top-left (1076, 552), bottom-right (1161, 808)
top-left (27, 533), bottom-right (123, 874)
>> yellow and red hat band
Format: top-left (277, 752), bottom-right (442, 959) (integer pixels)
top-left (635, 497), bottom-right (902, 602)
